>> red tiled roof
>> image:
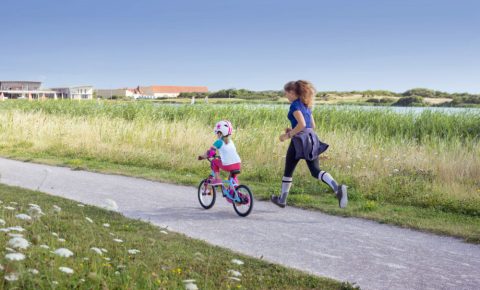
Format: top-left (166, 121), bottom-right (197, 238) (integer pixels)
top-left (148, 86), bottom-right (209, 93)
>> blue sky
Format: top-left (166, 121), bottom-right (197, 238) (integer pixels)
top-left (0, 0), bottom-right (479, 92)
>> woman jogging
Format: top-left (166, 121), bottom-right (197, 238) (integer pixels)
top-left (271, 80), bottom-right (348, 208)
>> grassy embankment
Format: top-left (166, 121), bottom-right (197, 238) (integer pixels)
top-left (0, 100), bottom-right (479, 242)
top-left (0, 184), bottom-right (353, 289)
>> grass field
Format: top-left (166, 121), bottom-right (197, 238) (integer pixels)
top-left (0, 100), bottom-right (479, 243)
top-left (0, 183), bottom-right (356, 289)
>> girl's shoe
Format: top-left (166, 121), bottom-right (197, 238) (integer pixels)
top-left (271, 195), bottom-right (286, 208)
top-left (336, 185), bottom-right (348, 208)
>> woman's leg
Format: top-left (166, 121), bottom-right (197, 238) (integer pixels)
top-left (274, 142), bottom-right (300, 206)
top-left (306, 158), bottom-right (348, 208)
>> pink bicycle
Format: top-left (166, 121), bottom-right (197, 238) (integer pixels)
top-left (197, 157), bottom-right (253, 217)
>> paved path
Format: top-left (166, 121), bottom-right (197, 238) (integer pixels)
top-left (0, 157), bottom-right (479, 290)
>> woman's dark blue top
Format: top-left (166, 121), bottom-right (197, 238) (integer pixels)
top-left (288, 99), bottom-right (312, 128)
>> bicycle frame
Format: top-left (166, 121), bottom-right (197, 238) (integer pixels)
top-left (206, 158), bottom-right (242, 203)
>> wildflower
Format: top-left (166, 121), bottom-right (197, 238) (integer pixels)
top-left (393, 168), bottom-right (399, 173)
top-left (103, 199), bottom-right (119, 211)
top-left (53, 248), bottom-right (74, 258)
top-left (113, 238), bottom-right (123, 243)
top-left (53, 205), bottom-right (62, 213)
top-left (160, 230), bottom-right (168, 235)
top-left (5, 253), bottom-right (26, 261)
top-left (52, 281), bottom-right (59, 285)
top-left (79, 278), bottom-right (85, 283)
top-left (117, 264), bottom-right (126, 269)
top-left (4, 206), bottom-right (15, 211)
top-left (104, 257), bottom-right (111, 261)
top-left (28, 269), bottom-right (39, 275)
top-left (85, 217), bottom-right (93, 223)
top-left (8, 237), bottom-right (30, 250)
top-left (128, 249), bottom-right (140, 255)
top-left (115, 271), bottom-right (120, 275)
top-left (228, 270), bottom-right (242, 277)
top-left (59, 266), bottom-right (74, 274)
top-left (39, 245), bottom-right (50, 249)
top-left (5, 247), bottom-right (15, 252)
top-left (52, 232), bottom-right (59, 237)
top-left (184, 281), bottom-right (199, 290)
top-left (228, 277), bottom-right (241, 282)
top-left (77, 204), bottom-right (85, 207)
top-left (0, 219), bottom-right (5, 225)
top-left (90, 247), bottom-right (103, 255)
top-left (109, 232), bottom-right (115, 236)
top-left (28, 206), bottom-right (44, 218)
top-left (103, 223), bottom-right (110, 228)
top-left (9, 202), bottom-right (18, 205)
top-left (58, 238), bottom-right (66, 242)
top-left (231, 259), bottom-right (244, 265)
top-left (8, 233), bottom-right (23, 238)
top-left (101, 248), bottom-right (108, 253)
top-left (0, 264), bottom-right (3, 271)
top-left (15, 214), bottom-right (32, 221)
top-left (28, 203), bottom-right (40, 208)
top-left (9, 226), bottom-right (26, 232)
top-left (4, 272), bottom-right (19, 281)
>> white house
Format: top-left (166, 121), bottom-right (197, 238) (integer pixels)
top-left (51, 86), bottom-right (94, 99)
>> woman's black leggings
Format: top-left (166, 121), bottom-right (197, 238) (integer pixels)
top-left (283, 141), bottom-right (321, 178)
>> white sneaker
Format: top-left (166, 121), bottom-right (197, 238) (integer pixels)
top-left (336, 185), bottom-right (348, 208)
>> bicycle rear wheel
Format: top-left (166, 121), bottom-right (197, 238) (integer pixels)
top-left (198, 179), bottom-right (216, 209)
top-left (233, 185), bottom-right (253, 217)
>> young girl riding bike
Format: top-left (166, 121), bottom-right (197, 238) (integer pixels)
top-left (198, 120), bottom-right (241, 185)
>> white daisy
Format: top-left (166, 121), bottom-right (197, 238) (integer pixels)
top-left (231, 259), bottom-right (244, 265)
top-left (90, 247), bottom-right (103, 255)
top-left (0, 219), bottom-right (5, 225)
top-left (85, 217), bottom-right (93, 223)
top-left (58, 238), bottom-right (66, 242)
top-left (184, 281), bottom-right (199, 290)
top-left (9, 202), bottom-right (18, 205)
top-left (4, 272), bottom-right (19, 281)
top-left (8, 237), bottom-right (30, 250)
top-left (5, 247), bottom-right (16, 252)
top-left (228, 270), bottom-right (242, 277)
top-left (5, 253), bottom-right (26, 261)
top-left (27, 206), bottom-right (44, 218)
top-left (4, 206), bottom-right (16, 211)
top-left (51, 232), bottom-right (59, 237)
top-left (59, 266), bottom-right (74, 274)
top-left (104, 257), bottom-right (111, 261)
top-left (128, 249), bottom-right (140, 255)
top-left (39, 244), bottom-right (50, 249)
top-left (113, 238), bottom-right (123, 243)
top-left (8, 233), bottom-right (23, 238)
top-left (53, 205), bottom-right (62, 213)
top-left (101, 248), bottom-right (108, 253)
top-left (15, 214), bottom-right (32, 221)
top-left (4, 226), bottom-right (25, 232)
top-left (28, 269), bottom-right (39, 275)
top-left (53, 248), bottom-right (74, 258)
top-left (28, 203), bottom-right (41, 208)
top-left (103, 223), bottom-right (110, 228)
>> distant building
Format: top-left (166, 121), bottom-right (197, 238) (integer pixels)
top-left (51, 86), bottom-right (94, 99)
top-left (140, 86), bottom-right (209, 98)
top-left (0, 81), bottom-right (57, 99)
top-left (95, 85), bottom-right (209, 99)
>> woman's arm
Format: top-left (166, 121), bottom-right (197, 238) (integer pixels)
top-left (311, 115), bottom-right (316, 129)
top-left (280, 110), bottom-right (306, 142)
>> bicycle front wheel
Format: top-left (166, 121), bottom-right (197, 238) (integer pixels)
top-left (198, 179), bottom-right (216, 209)
top-left (233, 185), bottom-right (253, 217)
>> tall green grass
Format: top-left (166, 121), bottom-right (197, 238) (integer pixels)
top-left (1, 100), bottom-right (479, 143)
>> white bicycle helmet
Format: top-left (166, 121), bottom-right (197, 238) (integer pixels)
top-left (214, 120), bottom-right (233, 136)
